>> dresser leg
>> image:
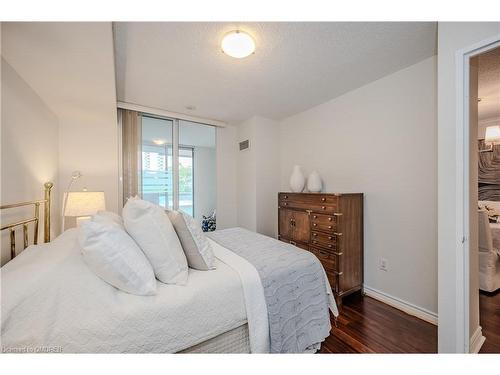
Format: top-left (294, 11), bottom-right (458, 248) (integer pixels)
top-left (335, 295), bottom-right (343, 311)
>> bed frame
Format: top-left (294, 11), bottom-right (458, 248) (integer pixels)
top-left (1, 182), bottom-right (54, 260)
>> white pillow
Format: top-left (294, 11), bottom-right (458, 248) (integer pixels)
top-left (123, 197), bottom-right (188, 285)
top-left (92, 210), bottom-right (124, 228)
top-left (78, 220), bottom-right (156, 296)
top-left (167, 210), bottom-right (216, 271)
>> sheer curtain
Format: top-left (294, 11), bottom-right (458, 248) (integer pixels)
top-left (119, 109), bottom-right (142, 205)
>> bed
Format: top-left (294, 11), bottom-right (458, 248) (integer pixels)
top-left (1, 182), bottom-right (337, 353)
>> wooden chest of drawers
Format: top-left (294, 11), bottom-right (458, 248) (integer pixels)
top-left (278, 192), bottom-right (363, 306)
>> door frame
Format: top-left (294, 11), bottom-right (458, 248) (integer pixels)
top-left (455, 35), bottom-right (500, 353)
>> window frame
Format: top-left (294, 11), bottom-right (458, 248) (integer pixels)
top-left (124, 112), bottom-right (202, 218)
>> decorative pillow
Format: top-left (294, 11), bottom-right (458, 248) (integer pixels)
top-left (123, 197), bottom-right (188, 285)
top-left (78, 220), bottom-right (156, 296)
top-left (201, 211), bottom-right (216, 232)
top-left (167, 210), bottom-right (216, 271)
top-left (92, 210), bottom-right (124, 228)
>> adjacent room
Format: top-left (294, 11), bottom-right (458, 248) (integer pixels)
top-left (473, 45), bottom-right (500, 353)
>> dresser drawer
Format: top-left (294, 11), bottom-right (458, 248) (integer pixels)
top-left (311, 213), bottom-right (337, 225)
top-left (311, 230), bottom-right (336, 244)
top-left (310, 220), bottom-right (337, 233)
top-left (310, 246), bottom-right (339, 269)
top-left (311, 238), bottom-right (337, 251)
top-left (279, 193), bottom-right (338, 206)
top-left (279, 200), bottom-right (337, 214)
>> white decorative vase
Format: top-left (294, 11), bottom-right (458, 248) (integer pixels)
top-left (307, 171), bottom-right (322, 193)
top-left (289, 165), bottom-right (306, 192)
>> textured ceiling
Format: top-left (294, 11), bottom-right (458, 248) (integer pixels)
top-left (114, 22), bottom-right (437, 124)
top-left (478, 46), bottom-right (500, 121)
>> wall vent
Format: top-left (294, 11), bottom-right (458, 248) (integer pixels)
top-left (239, 140), bottom-right (249, 151)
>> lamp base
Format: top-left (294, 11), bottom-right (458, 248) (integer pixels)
top-left (76, 216), bottom-right (92, 227)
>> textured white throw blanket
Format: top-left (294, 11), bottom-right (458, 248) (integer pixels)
top-left (1, 229), bottom-right (249, 353)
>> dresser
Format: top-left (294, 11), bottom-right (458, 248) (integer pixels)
top-left (278, 192), bottom-right (364, 306)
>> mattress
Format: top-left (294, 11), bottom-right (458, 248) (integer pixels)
top-left (179, 324), bottom-right (250, 353)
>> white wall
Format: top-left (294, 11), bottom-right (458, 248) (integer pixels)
top-left (1, 59), bottom-right (60, 265)
top-left (1, 23), bottom-right (120, 219)
top-left (194, 146), bottom-right (216, 223)
top-left (236, 118), bottom-right (257, 231)
top-left (279, 57), bottom-right (438, 315)
top-left (255, 117), bottom-right (280, 238)
top-left (437, 22), bottom-right (500, 353)
top-left (57, 25), bottom-right (119, 215)
top-left (236, 116), bottom-right (281, 236)
top-left (216, 125), bottom-right (238, 229)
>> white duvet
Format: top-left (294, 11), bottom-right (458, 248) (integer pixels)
top-left (1, 229), bottom-right (269, 353)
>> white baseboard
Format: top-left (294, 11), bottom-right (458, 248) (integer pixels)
top-left (363, 285), bottom-right (438, 325)
top-left (469, 326), bottom-right (486, 353)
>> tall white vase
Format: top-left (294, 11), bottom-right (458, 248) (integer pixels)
top-left (307, 171), bottom-right (322, 193)
top-left (289, 165), bottom-right (305, 192)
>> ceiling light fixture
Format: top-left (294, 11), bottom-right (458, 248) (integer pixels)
top-left (221, 30), bottom-right (255, 59)
top-left (153, 139), bottom-right (166, 145)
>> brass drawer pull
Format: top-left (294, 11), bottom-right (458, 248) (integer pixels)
top-left (328, 225), bottom-right (332, 229)
top-left (313, 223), bottom-right (317, 227)
top-left (313, 215), bottom-right (317, 219)
top-left (334, 232), bottom-right (342, 236)
top-left (332, 252), bottom-right (343, 256)
top-left (312, 233), bottom-right (317, 237)
top-left (322, 206), bottom-right (326, 210)
top-left (333, 212), bottom-right (343, 216)
top-left (328, 236), bottom-right (333, 240)
top-left (284, 195), bottom-right (288, 199)
top-left (333, 271), bottom-right (343, 276)
top-left (328, 244), bottom-right (332, 248)
top-left (321, 197), bottom-right (326, 202)
top-left (283, 202), bottom-right (288, 206)
top-left (328, 217), bottom-right (332, 221)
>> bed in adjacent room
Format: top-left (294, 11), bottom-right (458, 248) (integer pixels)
top-left (0, 183), bottom-right (337, 353)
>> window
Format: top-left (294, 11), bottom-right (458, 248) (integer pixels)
top-left (141, 116), bottom-right (174, 209)
top-left (178, 147), bottom-right (194, 216)
top-left (121, 109), bottom-right (216, 224)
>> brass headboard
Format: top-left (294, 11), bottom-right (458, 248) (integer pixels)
top-left (1, 182), bottom-right (54, 260)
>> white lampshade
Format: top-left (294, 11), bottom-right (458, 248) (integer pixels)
top-left (64, 191), bottom-right (106, 217)
top-left (485, 125), bottom-right (500, 145)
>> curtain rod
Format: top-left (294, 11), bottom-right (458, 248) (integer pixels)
top-left (117, 101), bottom-right (226, 128)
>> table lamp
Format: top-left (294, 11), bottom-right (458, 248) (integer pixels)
top-left (64, 191), bottom-right (106, 227)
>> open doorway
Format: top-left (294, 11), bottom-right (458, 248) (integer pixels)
top-left (470, 45), bottom-right (500, 353)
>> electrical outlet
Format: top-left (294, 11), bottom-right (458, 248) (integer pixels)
top-left (379, 258), bottom-right (388, 272)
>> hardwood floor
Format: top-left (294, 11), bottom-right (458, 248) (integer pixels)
top-left (479, 290), bottom-right (500, 353)
top-left (319, 292), bottom-right (437, 353)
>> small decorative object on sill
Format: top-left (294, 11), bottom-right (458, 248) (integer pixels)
top-left (307, 171), bottom-right (322, 193)
top-left (289, 165), bottom-right (305, 193)
top-left (202, 210), bottom-right (216, 232)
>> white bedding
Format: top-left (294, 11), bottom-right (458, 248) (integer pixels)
top-left (1, 229), bottom-right (258, 353)
top-left (209, 239), bottom-right (270, 353)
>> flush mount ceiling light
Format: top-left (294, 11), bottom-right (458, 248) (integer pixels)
top-left (153, 139), bottom-right (166, 145)
top-left (221, 30), bottom-right (255, 59)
